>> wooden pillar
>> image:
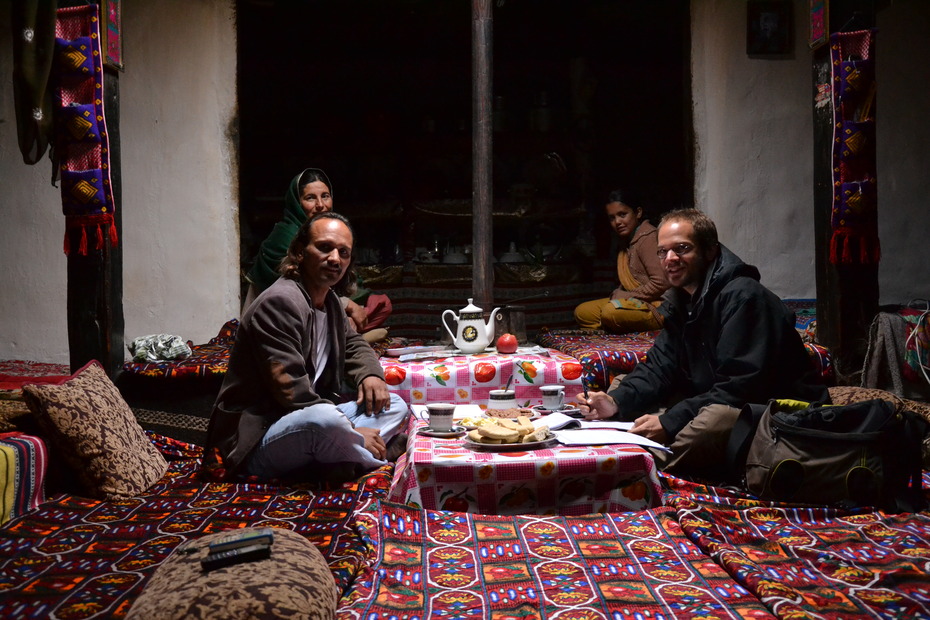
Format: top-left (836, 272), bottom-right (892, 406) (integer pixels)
top-left (67, 55), bottom-right (124, 377)
top-left (812, 3), bottom-right (879, 383)
top-left (471, 0), bottom-right (493, 310)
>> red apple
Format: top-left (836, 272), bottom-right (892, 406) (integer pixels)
top-left (496, 333), bottom-right (518, 353)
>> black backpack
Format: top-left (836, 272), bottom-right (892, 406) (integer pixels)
top-left (726, 398), bottom-right (927, 513)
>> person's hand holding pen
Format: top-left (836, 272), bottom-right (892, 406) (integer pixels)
top-left (576, 388), bottom-right (619, 421)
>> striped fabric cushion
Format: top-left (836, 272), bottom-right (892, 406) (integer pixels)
top-left (0, 433), bottom-right (47, 525)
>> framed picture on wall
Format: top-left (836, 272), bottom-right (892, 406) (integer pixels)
top-left (809, 0), bottom-right (829, 50)
top-left (747, 1), bottom-right (792, 56)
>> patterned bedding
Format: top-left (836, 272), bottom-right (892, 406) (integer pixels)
top-left (116, 300), bottom-right (831, 392)
top-left (1, 433), bottom-right (928, 618)
top-left (119, 319), bottom-right (399, 381)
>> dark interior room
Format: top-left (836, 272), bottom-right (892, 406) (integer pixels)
top-left (236, 0), bottom-right (692, 275)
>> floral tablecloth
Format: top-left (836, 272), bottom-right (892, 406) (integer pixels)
top-left (380, 349), bottom-right (585, 408)
top-left (387, 417), bottom-right (663, 516)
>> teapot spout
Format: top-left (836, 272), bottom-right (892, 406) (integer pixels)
top-left (486, 307), bottom-right (501, 342)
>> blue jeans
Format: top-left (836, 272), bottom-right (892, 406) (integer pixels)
top-left (245, 393), bottom-right (409, 480)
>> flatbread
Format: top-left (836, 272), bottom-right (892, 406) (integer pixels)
top-left (485, 407), bottom-right (535, 419)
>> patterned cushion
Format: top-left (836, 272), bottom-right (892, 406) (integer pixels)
top-left (126, 528), bottom-right (337, 619)
top-left (21, 361), bottom-right (168, 499)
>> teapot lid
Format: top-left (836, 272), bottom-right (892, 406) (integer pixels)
top-left (460, 297), bottom-right (482, 313)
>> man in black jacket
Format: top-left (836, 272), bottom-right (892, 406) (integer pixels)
top-left (579, 209), bottom-right (829, 476)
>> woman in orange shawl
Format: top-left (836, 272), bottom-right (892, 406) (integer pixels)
top-left (574, 190), bottom-right (668, 333)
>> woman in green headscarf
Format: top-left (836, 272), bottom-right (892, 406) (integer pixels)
top-left (244, 168), bottom-right (386, 331)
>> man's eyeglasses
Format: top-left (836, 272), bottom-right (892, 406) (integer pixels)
top-left (656, 243), bottom-right (695, 259)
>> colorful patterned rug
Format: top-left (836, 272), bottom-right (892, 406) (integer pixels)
top-left (341, 473), bottom-right (930, 619)
top-left (0, 429), bottom-right (928, 618)
top-left (0, 434), bottom-right (392, 618)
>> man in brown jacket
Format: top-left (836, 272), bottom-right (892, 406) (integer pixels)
top-left (205, 212), bottom-right (408, 482)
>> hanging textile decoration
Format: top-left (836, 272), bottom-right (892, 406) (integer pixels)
top-left (829, 29), bottom-right (879, 265)
top-left (54, 5), bottom-right (117, 256)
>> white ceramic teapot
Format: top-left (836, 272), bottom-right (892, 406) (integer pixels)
top-left (442, 298), bottom-right (500, 354)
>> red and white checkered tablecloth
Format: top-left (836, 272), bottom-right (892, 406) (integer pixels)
top-left (381, 349), bottom-right (585, 408)
top-left (387, 417), bottom-right (662, 516)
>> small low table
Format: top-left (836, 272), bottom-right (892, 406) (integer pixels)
top-left (387, 416), bottom-right (663, 516)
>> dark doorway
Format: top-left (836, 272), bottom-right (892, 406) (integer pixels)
top-left (236, 0), bottom-right (691, 295)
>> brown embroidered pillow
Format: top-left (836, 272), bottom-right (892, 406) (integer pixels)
top-left (22, 360), bottom-right (168, 499)
top-left (126, 528), bottom-right (337, 619)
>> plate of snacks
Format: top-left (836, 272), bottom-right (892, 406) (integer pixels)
top-left (462, 416), bottom-right (555, 451)
top-left (483, 407), bottom-right (539, 420)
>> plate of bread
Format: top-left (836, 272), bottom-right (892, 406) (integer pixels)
top-left (463, 415), bottom-right (556, 451)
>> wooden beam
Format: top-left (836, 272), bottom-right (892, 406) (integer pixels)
top-left (67, 64), bottom-right (124, 377)
top-left (812, 2), bottom-right (879, 382)
top-left (471, 0), bottom-right (493, 311)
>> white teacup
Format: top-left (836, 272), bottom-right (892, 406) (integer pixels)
top-left (540, 384), bottom-right (565, 411)
top-left (425, 403), bottom-right (456, 431)
top-left (487, 389), bottom-right (517, 411)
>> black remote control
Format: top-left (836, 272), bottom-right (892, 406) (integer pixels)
top-left (200, 543), bottom-right (271, 572)
top-left (208, 527), bottom-right (275, 554)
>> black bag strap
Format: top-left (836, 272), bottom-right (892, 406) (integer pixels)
top-left (725, 400), bottom-right (771, 478)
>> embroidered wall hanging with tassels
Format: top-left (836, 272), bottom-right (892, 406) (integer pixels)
top-left (829, 28), bottom-right (879, 266)
top-left (54, 4), bottom-right (118, 256)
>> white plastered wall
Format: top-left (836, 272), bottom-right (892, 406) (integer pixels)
top-left (691, 0), bottom-right (818, 298)
top-left (874, 2), bottom-right (930, 306)
top-left (0, 1), bottom-right (239, 365)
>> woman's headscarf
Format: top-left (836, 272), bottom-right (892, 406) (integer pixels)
top-left (246, 168), bottom-right (333, 293)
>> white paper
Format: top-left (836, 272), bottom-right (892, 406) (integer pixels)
top-left (578, 420), bottom-right (634, 431)
top-left (398, 349), bottom-right (455, 362)
top-left (555, 429), bottom-right (672, 453)
top-left (534, 411), bottom-right (581, 431)
top-left (534, 414), bottom-right (635, 432)
top-left (453, 404), bottom-right (483, 419)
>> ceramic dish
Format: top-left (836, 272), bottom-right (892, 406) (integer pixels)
top-left (462, 437), bottom-right (558, 452)
top-left (417, 426), bottom-right (467, 438)
top-left (532, 404), bottom-right (583, 417)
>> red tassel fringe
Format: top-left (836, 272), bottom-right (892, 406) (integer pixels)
top-left (829, 230), bottom-right (881, 266)
top-left (78, 226), bottom-right (88, 255)
top-left (62, 217), bottom-right (119, 256)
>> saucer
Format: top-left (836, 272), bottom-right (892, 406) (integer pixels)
top-left (417, 426), bottom-right (467, 438)
top-left (532, 404), bottom-right (583, 417)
